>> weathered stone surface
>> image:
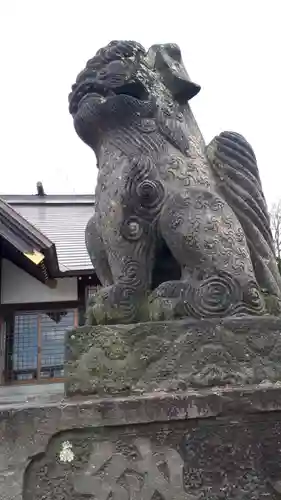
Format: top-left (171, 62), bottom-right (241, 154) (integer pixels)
top-left (2, 386), bottom-right (281, 499)
top-left (23, 412), bottom-right (281, 499)
top-left (69, 40), bottom-right (281, 324)
top-left (65, 316), bottom-right (281, 397)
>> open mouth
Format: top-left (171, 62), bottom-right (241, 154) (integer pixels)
top-left (69, 80), bottom-right (149, 115)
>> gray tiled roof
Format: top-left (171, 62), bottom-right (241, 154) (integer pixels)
top-left (4, 199), bottom-right (95, 273)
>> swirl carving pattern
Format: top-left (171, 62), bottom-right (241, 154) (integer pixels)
top-left (69, 40), bottom-right (281, 324)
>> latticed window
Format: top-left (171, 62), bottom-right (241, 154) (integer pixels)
top-left (5, 309), bottom-right (78, 383)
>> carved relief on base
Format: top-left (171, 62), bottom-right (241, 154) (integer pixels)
top-left (65, 316), bottom-right (281, 397)
top-left (23, 418), bottom-right (281, 499)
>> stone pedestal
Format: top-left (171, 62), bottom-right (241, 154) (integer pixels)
top-left (2, 386), bottom-right (281, 499)
top-left (2, 317), bottom-right (281, 499)
top-left (65, 316), bottom-right (281, 396)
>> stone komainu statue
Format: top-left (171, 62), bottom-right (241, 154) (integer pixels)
top-left (69, 40), bottom-right (281, 324)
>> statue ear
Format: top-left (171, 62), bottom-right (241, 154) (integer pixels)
top-left (147, 43), bottom-right (201, 102)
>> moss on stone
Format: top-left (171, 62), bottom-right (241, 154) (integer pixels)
top-left (263, 292), bottom-right (281, 316)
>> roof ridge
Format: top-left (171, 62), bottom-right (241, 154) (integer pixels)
top-left (0, 198), bottom-right (53, 247)
top-left (0, 197), bottom-right (60, 280)
top-left (0, 194), bottom-right (95, 206)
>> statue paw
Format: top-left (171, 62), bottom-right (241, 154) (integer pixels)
top-left (148, 297), bottom-right (178, 321)
top-left (149, 275), bottom-right (265, 320)
top-left (86, 284), bottom-right (148, 325)
top-left (148, 280), bottom-right (185, 321)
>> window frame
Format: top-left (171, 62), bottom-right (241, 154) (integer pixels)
top-left (4, 307), bottom-right (78, 385)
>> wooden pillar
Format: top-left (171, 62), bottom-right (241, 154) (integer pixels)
top-left (36, 314), bottom-right (41, 381)
top-left (0, 317), bottom-right (5, 385)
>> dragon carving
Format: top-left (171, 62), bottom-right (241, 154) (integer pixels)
top-left (69, 40), bottom-right (281, 324)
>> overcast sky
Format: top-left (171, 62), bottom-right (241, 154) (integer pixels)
top-left (0, 1), bottom-right (280, 206)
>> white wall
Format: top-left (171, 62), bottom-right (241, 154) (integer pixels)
top-left (1, 259), bottom-right (78, 304)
